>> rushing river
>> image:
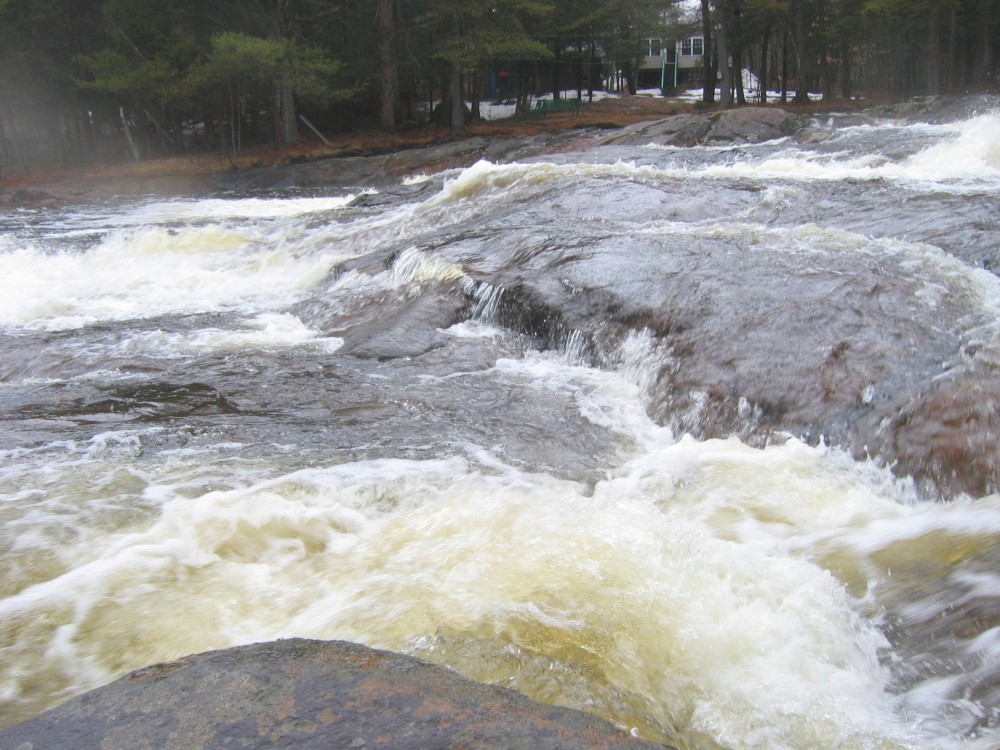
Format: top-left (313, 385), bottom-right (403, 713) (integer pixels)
top-left (2, 96), bottom-right (1000, 749)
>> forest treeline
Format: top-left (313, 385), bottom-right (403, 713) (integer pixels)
top-left (0, 0), bottom-right (997, 175)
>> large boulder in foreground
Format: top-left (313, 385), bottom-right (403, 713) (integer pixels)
top-left (0, 639), bottom-right (670, 750)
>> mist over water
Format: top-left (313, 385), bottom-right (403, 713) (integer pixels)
top-left (2, 98), bottom-right (1000, 748)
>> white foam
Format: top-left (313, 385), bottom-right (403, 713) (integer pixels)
top-left (439, 321), bottom-right (503, 339)
top-left (115, 313), bottom-right (344, 357)
top-left (389, 247), bottom-right (469, 286)
top-left (685, 112), bottom-right (1000, 189)
top-left (900, 112), bottom-right (1000, 178)
top-left (0, 226), bottom-right (345, 330)
top-left (4, 438), bottom-right (980, 748)
top-left (119, 195), bottom-right (361, 224)
top-left (423, 121), bottom-right (1000, 208)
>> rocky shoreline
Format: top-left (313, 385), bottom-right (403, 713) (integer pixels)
top-left (0, 102), bottom-right (832, 207)
top-left (6, 90), bottom-right (954, 210)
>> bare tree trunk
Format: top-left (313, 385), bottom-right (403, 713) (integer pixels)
top-left (781, 28), bottom-right (789, 103)
top-left (622, 58), bottom-right (637, 94)
top-left (701, 0), bottom-right (715, 104)
top-left (975, 0), bottom-right (993, 86)
top-left (228, 83), bottom-right (238, 155)
top-left (760, 26), bottom-right (771, 103)
top-left (471, 68), bottom-right (481, 122)
top-left (588, 35), bottom-right (596, 101)
top-left (717, 1), bottom-right (733, 107)
top-left (378, 0), bottom-right (396, 130)
top-left (0, 109), bottom-right (8, 178)
top-left (516, 61), bottom-right (530, 114)
top-left (927, 4), bottom-right (942, 95)
top-left (120, 107), bottom-right (140, 162)
top-left (946, 5), bottom-right (957, 90)
top-left (449, 63), bottom-right (464, 132)
top-left (792, 0), bottom-right (809, 102)
top-left (818, 0), bottom-right (832, 99)
top-left (733, 1), bottom-right (746, 105)
top-left (840, 40), bottom-right (852, 99)
top-left (275, 81), bottom-right (299, 145)
top-left (553, 47), bottom-right (561, 98)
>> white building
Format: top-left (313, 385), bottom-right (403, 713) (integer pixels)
top-left (640, 35), bottom-right (706, 92)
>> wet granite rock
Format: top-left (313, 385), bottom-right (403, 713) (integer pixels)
top-left (0, 638), bottom-right (671, 750)
top-left (213, 108), bottom-right (805, 194)
top-left (214, 132), bottom-right (589, 193)
top-left (607, 106), bottom-right (805, 146)
top-left (5, 188), bottom-right (56, 206)
top-left (702, 107), bottom-right (805, 142)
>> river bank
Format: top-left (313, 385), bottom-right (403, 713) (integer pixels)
top-left (0, 93), bottom-right (882, 207)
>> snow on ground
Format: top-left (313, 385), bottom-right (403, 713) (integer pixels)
top-left (476, 89), bottom-right (625, 121)
top-left (675, 87), bottom-right (824, 103)
top-left (457, 77), bottom-right (824, 122)
top-left (676, 70), bottom-right (824, 103)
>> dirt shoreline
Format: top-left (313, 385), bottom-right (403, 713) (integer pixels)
top-left (0, 95), bottom-right (882, 206)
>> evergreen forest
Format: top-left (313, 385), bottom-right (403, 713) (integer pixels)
top-left (0, 0), bottom-right (997, 175)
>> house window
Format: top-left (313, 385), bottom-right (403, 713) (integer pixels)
top-left (680, 36), bottom-right (704, 57)
top-left (647, 38), bottom-right (662, 57)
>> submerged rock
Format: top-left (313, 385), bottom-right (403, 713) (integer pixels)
top-left (0, 639), bottom-right (671, 750)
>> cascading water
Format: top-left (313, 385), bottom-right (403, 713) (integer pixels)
top-left (2, 98), bottom-right (1000, 749)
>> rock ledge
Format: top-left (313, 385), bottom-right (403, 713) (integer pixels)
top-left (0, 639), bottom-right (671, 750)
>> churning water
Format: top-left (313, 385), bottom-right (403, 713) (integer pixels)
top-left (2, 97), bottom-right (1000, 749)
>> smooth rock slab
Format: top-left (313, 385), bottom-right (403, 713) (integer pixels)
top-left (0, 639), bottom-right (670, 750)
top-left (606, 107), bottom-right (805, 146)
